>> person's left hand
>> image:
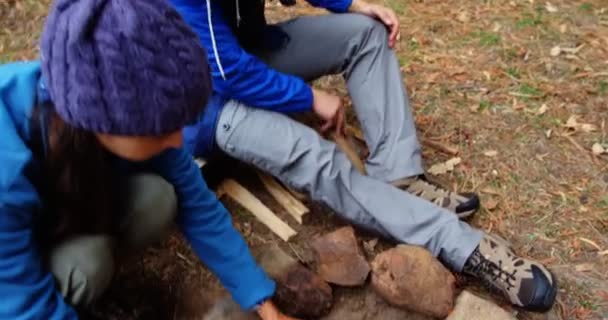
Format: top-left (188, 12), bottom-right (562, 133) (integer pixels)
top-left (256, 301), bottom-right (299, 320)
top-left (349, 0), bottom-right (400, 48)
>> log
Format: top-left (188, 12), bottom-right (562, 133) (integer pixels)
top-left (217, 179), bottom-right (297, 241)
top-left (257, 172), bottom-right (309, 224)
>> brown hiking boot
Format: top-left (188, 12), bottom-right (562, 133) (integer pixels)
top-left (463, 234), bottom-right (557, 312)
top-left (392, 176), bottom-right (479, 219)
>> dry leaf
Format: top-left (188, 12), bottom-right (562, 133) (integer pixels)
top-left (580, 123), bottom-right (597, 133)
top-left (550, 45), bottom-right (561, 56)
top-left (565, 115), bottom-right (579, 129)
top-left (537, 104), bottom-right (548, 115)
top-left (428, 157), bottom-right (462, 175)
top-left (580, 237), bottom-right (602, 251)
top-left (485, 198), bottom-right (499, 211)
top-left (545, 129), bottom-right (552, 139)
top-left (484, 150), bottom-right (498, 157)
top-left (457, 11), bottom-right (470, 23)
top-left (363, 238), bottom-right (378, 254)
top-left (564, 116), bottom-right (597, 132)
top-left (545, 2), bottom-right (558, 12)
top-left (575, 263), bottom-right (594, 272)
top-left (592, 143), bottom-right (605, 155)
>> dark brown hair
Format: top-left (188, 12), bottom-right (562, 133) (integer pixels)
top-left (34, 105), bottom-right (124, 245)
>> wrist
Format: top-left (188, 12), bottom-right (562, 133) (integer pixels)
top-left (348, 0), bottom-right (367, 12)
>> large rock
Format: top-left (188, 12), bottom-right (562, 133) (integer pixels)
top-left (311, 227), bottom-right (371, 286)
top-left (446, 291), bottom-right (516, 320)
top-left (370, 245), bottom-right (455, 318)
top-left (256, 244), bottom-right (333, 318)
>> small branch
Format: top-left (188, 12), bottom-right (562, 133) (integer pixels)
top-left (422, 138), bottom-right (460, 155)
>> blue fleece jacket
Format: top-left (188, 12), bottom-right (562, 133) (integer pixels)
top-left (0, 61), bottom-right (274, 319)
top-left (171, 0), bottom-right (352, 157)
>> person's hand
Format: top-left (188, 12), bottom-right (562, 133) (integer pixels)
top-left (349, 0), bottom-right (400, 48)
top-left (256, 301), bottom-right (299, 320)
top-left (312, 89), bottom-right (345, 137)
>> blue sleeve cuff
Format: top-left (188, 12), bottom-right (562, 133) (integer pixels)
top-left (235, 275), bottom-right (276, 310)
top-left (330, 0), bottom-right (353, 13)
top-left (293, 85), bottom-right (314, 113)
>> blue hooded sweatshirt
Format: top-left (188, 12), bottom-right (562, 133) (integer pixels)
top-left (0, 61), bottom-right (274, 319)
top-left (170, 0), bottom-right (352, 157)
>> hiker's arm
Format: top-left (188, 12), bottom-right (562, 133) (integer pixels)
top-left (0, 98), bottom-right (78, 320)
top-left (148, 148), bottom-right (276, 310)
top-left (170, 0), bottom-right (313, 113)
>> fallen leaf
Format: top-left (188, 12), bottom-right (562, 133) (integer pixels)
top-left (363, 238), bottom-right (378, 254)
top-left (545, 129), bottom-right (552, 139)
top-left (592, 143), bottom-right (605, 155)
top-left (428, 157), bottom-right (462, 175)
top-left (575, 263), bottom-right (594, 272)
top-left (564, 116), bottom-right (597, 133)
top-left (565, 115), bottom-right (578, 129)
top-left (545, 2), bottom-right (558, 12)
top-left (537, 103), bottom-right (548, 115)
top-left (445, 157), bottom-right (462, 167)
top-left (561, 44), bottom-right (585, 54)
top-left (484, 150), bottom-right (498, 157)
top-left (485, 198), bottom-right (498, 210)
top-left (580, 237), bottom-right (603, 251)
top-left (550, 45), bottom-right (561, 56)
top-left (457, 11), bottom-right (470, 23)
top-left (580, 123), bottom-right (597, 133)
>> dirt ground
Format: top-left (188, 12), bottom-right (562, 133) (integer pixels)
top-left (2, 0), bottom-right (607, 319)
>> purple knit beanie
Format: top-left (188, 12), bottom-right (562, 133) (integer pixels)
top-left (40, 0), bottom-right (211, 135)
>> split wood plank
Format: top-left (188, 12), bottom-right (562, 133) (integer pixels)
top-left (217, 179), bottom-right (297, 241)
top-left (256, 171), bottom-right (309, 224)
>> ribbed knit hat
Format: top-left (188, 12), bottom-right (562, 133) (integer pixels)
top-left (40, 0), bottom-right (211, 135)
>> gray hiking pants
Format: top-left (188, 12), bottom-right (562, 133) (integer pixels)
top-left (49, 174), bottom-right (177, 307)
top-left (216, 14), bottom-right (482, 270)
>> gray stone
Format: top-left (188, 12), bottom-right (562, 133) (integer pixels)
top-left (446, 291), bottom-right (516, 320)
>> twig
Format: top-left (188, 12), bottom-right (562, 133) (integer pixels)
top-left (422, 138), bottom-right (459, 155)
top-left (562, 134), bottom-right (599, 165)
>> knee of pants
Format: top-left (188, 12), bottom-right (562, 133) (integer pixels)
top-left (348, 14), bottom-right (389, 45)
top-left (121, 174), bottom-right (178, 251)
top-left (50, 235), bottom-right (114, 307)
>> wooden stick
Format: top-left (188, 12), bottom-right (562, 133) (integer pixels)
top-left (332, 132), bottom-right (367, 175)
top-left (257, 172), bottom-right (309, 224)
top-left (421, 139), bottom-right (460, 156)
top-left (217, 179), bottom-right (297, 241)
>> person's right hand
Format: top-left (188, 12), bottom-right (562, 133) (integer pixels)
top-left (256, 301), bottom-right (299, 320)
top-left (312, 89), bottom-right (346, 137)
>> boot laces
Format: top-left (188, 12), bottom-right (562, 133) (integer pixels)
top-left (470, 251), bottom-right (517, 291)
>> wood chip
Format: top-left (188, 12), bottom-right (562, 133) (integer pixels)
top-left (575, 263), bottom-right (594, 272)
top-left (217, 179), bottom-right (297, 241)
top-left (257, 171), bottom-right (309, 224)
top-left (484, 150), bottom-right (498, 157)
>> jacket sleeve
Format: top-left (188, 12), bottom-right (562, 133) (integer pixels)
top-left (148, 148), bottom-right (275, 310)
top-left (170, 0), bottom-right (313, 113)
top-left (0, 82), bottom-right (78, 319)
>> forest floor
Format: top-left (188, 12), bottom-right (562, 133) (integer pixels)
top-left (1, 0), bottom-right (607, 319)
